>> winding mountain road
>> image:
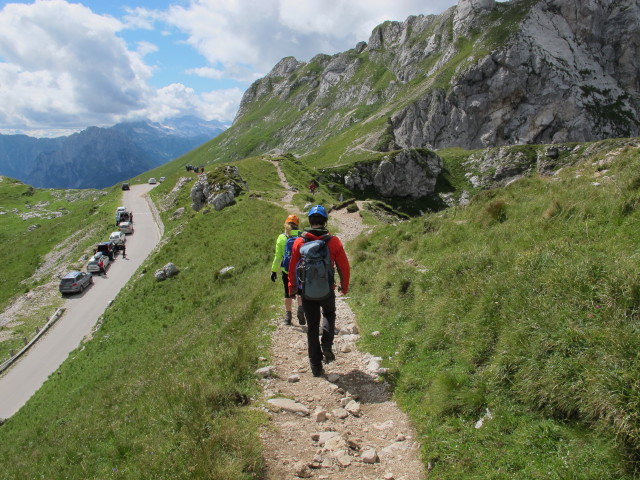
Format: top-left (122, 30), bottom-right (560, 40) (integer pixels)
top-left (0, 183), bottom-right (162, 419)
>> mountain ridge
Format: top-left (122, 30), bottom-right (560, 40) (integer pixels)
top-left (208, 0), bottom-right (639, 166)
top-left (0, 116), bottom-right (227, 189)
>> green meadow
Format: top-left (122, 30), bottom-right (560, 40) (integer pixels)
top-left (349, 144), bottom-right (640, 478)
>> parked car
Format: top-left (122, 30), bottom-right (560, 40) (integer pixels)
top-left (87, 252), bottom-right (110, 273)
top-left (119, 221), bottom-right (134, 234)
top-left (148, 177), bottom-right (157, 184)
top-left (121, 182), bottom-right (130, 190)
top-left (95, 241), bottom-right (117, 260)
top-left (116, 211), bottom-right (131, 225)
top-left (59, 271), bottom-right (93, 294)
top-left (159, 177), bottom-right (166, 183)
top-left (115, 207), bottom-right (132, 225)
top-left (109, 231), bottom-right (126, 246)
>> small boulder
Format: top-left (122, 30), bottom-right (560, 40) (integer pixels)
top-left (313, 408), bottom-right (328, 422)
top-left (163, 262), bottom-right (179, 278)
top-left (333, 408), bottom-right (349, 419)
top-left (255, 366), bottom-right (275, 378)
top-left (313, 431), bottom-right (340, 446)
top-left (172, 207), bottom-right (185, 218)
top-left (361, 448), bottom-right (379, 464)
top-left (324, 435), bottom-right (348, 452)
top-left (335, 453), bottom-right (352, 467)
top-left (268, 398), bottom-right (310, 416)
top-left (345, 400), bottom-right (361, 417)
top-left (293, 461), bottom-right (312, 478)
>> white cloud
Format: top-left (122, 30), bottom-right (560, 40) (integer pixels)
top-left (142, 83), bottom-right (244, 123)
top-left (0, 0), bottom-right (151, 130)
top-left (186, 66), bottom-right (225, 79)
top-left (136, 41), bottom-right (159, 57)
top-left (163, 0), bottom-right (457, 79)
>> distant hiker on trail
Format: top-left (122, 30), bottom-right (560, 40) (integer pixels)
top-left (288, 205), bottom-right (350, 377)
top-left (271, 214), bottom-right (305, 326)
top-left (309, 181), bottom-right (317, 195)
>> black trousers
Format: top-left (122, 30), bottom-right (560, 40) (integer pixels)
top-left (302, 292), bottom-right (336, 368)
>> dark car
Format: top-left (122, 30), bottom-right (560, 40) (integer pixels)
top-left (95, 241), bottom-right (117, 260)
top-left (122, 183), bottom-right (130, 190)
top-left (59, 271), bottom-right (93, 294)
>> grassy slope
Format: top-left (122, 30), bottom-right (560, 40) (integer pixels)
top-left (0, 180), bottom-right (120, 310)
top-left (0, 161), bottom-right (288, 479)
top-left (348, 145), bottom-right (640, 478)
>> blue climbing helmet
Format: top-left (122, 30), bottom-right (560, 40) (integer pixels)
top-left (308, 205), bottom-right (328, 219)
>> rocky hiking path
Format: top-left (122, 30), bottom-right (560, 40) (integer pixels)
top-left (259, 160), bottom-right (424, 480)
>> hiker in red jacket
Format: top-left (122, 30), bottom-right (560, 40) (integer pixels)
top-left (288, 205), bottom-right (350, 377)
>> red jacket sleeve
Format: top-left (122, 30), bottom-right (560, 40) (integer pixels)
top-left (329, 236), bottom-right (350, 294)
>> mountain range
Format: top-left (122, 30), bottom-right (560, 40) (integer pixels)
top-left (199, 0), bottom-right (639, 167)
top-left (0, 116), bottom-right (226, 189)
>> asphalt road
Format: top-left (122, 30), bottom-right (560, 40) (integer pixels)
top-left (0, 183), bottom-right (162, 419)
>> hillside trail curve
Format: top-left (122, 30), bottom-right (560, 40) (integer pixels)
top-left (260, 159), bottom-right (425, 480)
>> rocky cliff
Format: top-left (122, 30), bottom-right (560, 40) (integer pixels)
top-left (322, 149), bottom-right (443, 200)
top-left (190, 166), bottom-right (248, 212)
top-left (231, 0), bottom-right (640, 156)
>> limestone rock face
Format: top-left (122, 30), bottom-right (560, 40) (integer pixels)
top-left (327, 149), bottom-right (442, 200)
top-left (233, 0), bottom-right (640, 155)
top-left (391, 0), bottom-right (640, 150)
top-left (190, 165), bottom-right (248, 212)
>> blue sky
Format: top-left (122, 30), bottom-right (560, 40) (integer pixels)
top-left (0, 0), bottom-right (460, 137)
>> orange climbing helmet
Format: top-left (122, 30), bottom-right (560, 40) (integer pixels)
top-left (285, 214), bottom-right (300, 226)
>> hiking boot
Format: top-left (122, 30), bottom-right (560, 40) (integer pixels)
top-left (323, 347), bottom-right (335, 364)
top-left (283, 311), bottom-right (292, 325)
top-left (311, 364), bottom-right (324, 377)
top-left (297, 306), bottom-right (306, 326)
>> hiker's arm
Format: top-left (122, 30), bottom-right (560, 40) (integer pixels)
top-left (333, 240), bottom-right (350, 295)
top-left (288, 239), bottom-right (302, 295)
top-left (271, 234), bottom-right (285, 272)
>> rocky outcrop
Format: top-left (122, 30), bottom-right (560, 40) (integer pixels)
top-left (155, 262), bottom-right (179, 281)
top-left (461, 144), bottom-right (583, 189)
top-left (190, 166), bottom-right (248, 212)
top-left (324, 149), bottom-right (442, 200)
top-left (390, 0), bottom-right (640, 149)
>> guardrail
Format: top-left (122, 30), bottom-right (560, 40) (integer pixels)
top-left (0, 308), bottom-right (65, 375)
